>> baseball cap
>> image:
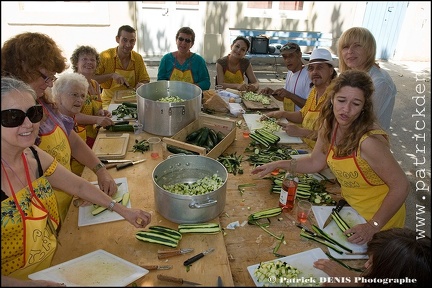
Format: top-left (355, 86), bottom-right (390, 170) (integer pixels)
top-left (280, 42), bottom-right (301, 54)
top-left (306, 48), bottom-right (336, 67)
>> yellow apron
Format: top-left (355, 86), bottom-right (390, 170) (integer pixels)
top-left (101, 58), bottom-right (136, 109)
top-left (301, 86), bottom-right (330, 148)
top-left (283, 69), bottom-right (305, 112)
top-left (70, 121), bottom-right (86, 176)
top-left (224, 69), bottom-right (244, 84)
top-left (302, 110), bottom-right (320, 148)
top-left (79, 80), bottom-right (102, 147)
top-left (170, 67), bottom-right (194, 84)
top-left (1, 155), bottom-right (59, 279)
top-left (326, 127), bottom-right (405, 230)
top-left (37, 106), bottom-right (73, 224)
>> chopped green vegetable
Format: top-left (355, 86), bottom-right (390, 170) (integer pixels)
top-left (162, 174), bottom-right (224, 195)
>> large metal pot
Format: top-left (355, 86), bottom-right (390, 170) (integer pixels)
top-left (152, 155), bottom-right (227, 224)
top-left (136, 81), bottom-right (202, 136)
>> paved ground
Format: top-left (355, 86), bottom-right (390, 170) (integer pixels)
top-left (145, 59), bottom-right (431, 237)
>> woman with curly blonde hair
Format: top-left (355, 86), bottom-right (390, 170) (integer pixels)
top-left (70, 45), bottom-right (114, 149)
top-left (252, 70), bottom-right (409, 245)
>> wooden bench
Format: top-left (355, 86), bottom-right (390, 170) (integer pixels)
top-left (229, 29), bottom-right (334, 76)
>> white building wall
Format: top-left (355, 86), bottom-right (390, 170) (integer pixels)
top-left (1, 1), bottom-right (430, 63)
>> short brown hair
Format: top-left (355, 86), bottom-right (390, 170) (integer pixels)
top-left (176, 27), bottom-right (195, 44)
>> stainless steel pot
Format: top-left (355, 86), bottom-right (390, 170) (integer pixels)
top-left (152, 155), bottom-right (227, 224)
top-left (136, 81), bottom-right (202, 136)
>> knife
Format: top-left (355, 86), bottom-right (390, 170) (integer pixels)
top-left (323, 199), bottom-right (347, 228)
top-left (123, 83), bottom-right (136, 92)
top-left (116, 159), bottom-right (146, 170)
top-left (101, 159), bottom-right (133, 163)
top-left (140, 265), bottom-right (172, 270)
top-left (157, 274), bottom-right (201, 286)
top-left (183, 248), bottom-right (215, 266)
top-left (157, 248), bottom-right (194, 259)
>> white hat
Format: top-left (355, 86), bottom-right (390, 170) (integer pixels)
top-left (307, 48), bottom-right (336, 67)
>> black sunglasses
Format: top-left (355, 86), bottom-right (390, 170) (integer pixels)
top-left (177, 37), bottom-right (192, 44)
top-left (1, 105), bottom-right (44, 128)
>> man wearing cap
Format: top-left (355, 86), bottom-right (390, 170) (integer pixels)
top-left (261, 48), bottom-right (337, 148)
top-left (260, 42), bottom-right (311, 112)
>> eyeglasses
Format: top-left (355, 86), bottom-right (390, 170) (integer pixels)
top-left (177, 37), bottom-right (192, 44)
top-left (1, 105), bottom-right (44, 128)
top-left (39, 71), bottom-right (57, 84)
top-left (69, 92), bottom-right (86, 100)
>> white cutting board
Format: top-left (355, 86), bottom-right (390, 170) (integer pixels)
top-left (29, 249), bottom-right (148, 286)
top-left (243, 113), bottom-right (303, 144)
top-left (78, 177), bottom-right (131, 227)
top-left (312, 206), bottom-right (368, 259)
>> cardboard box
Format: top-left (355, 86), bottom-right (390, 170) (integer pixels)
top-left (162, 113), bottom-right (237, 159)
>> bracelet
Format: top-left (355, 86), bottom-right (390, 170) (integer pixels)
top-left (92, 162), bottom-right (106, 173)
top-left (107, 200), bottom-right (116, 212)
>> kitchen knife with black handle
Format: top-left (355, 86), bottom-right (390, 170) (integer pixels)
top-left (183, 248), bottom-right (215, 266)
top-left (323, 199), bottom-right (347, 228)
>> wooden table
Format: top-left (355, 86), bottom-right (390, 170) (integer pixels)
top-left (52, 128), bottom-right (234, 287)
top-left (52, 112), bottom-right (366, 287)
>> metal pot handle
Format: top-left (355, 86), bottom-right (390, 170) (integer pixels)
top-left (189, 199), bottom-right (217, 209)
top-left (168, 106), bottom-right (186, 115)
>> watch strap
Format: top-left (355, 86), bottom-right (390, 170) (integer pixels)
top-left (92, 162), bottom-right (106, 173)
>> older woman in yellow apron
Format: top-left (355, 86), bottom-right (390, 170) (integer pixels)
top-left (70, 45), bottom-right (114, 148)
top-left (52, 73), bottom-right (89, 176)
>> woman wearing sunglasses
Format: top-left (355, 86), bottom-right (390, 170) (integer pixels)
top-left (1, 77), bottom-right (152, 286)
top-left (157, 26), bottom-right (211, 91)
top-left (1, 32), bottom-right (118, 224)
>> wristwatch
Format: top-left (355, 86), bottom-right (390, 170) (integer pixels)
top-left (92, 162), bottom-right (106, 173)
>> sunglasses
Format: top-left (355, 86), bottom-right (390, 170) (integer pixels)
top-left (177, 37), bottom-right (192, 44)
top-left (1, 105), bottom-right (44, 128)
top-left (280, 44), bottom-right (299, 52)
top-left (39, 71), bottom-right (57, 84)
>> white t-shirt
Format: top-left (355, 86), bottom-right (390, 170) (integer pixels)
top-left (284, 66), bottom-right (311, 111)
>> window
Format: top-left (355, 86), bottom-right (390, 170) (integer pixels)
top-left (245, 1), bottom-right (307, 19)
